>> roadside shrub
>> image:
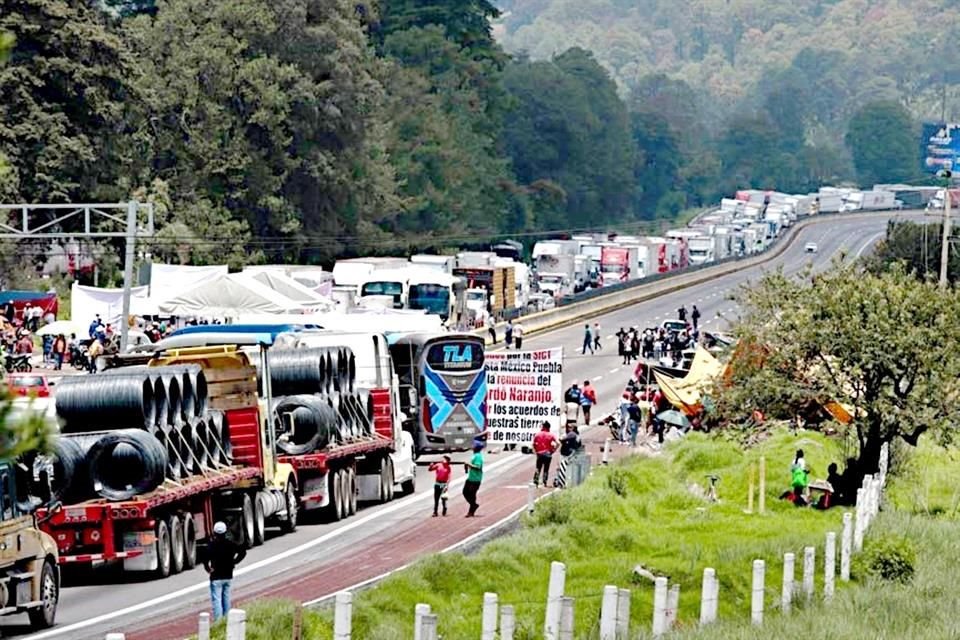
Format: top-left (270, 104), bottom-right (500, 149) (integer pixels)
top-left (854, 534), bottom-right (916, 583)
top-left (607, 468), bottom-right (629, 497)
top-left (530, 491), bottom-right (573, 526)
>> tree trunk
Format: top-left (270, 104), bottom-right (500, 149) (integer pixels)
top-left (856, 428), bottom-right (884, 476)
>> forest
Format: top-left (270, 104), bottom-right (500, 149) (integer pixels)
top-left (0, 0), bottom-right (935, 274)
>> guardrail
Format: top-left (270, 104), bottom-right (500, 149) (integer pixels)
top-left (474, 209), bottom-right (905, 343)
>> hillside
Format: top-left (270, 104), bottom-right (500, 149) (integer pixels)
top-left (495, 0), bottom-right (960, 130)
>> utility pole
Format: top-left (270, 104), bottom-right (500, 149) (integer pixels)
top-left (120, 200), bottom-right (139, 353)
top-left (940, 170), bottom-right (952, 288)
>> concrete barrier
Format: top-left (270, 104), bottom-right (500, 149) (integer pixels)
top-left (474, 210), bottom-right (906, 343)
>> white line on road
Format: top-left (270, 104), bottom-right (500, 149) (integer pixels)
top-left (609, 368), bottom-right (619, 374)
top-left (24, 454), bottom-right (524, 640)
top-left (606, 334), bottom-right (614, 339)
top-left (592, 375), bottom-right (603, 381)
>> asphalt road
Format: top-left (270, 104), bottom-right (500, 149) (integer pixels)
top-left (9, 211), bottom-right (914, 639)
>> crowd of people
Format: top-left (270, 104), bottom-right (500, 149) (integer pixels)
top-left (783, 450), bottom-right (865, 510)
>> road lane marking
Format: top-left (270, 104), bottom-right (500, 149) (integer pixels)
top-left (609, 368), bottom-right (619, 374)
top-left (592, 375), bottom-right (603, 381)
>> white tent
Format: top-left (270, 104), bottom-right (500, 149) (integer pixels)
top-left (149, 264), bottom-right (228, 303)
top-left (247, 271), bottom-right (334, 309)
top-left (71, 282), bottom-right (150, 328)
top-left (158, 273), bottom-right (315, 317)
top-left (236, 310), bottom-right (445, 334)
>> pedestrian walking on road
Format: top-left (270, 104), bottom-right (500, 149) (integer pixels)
top-left (532, 422), bottom-right (558, 487)
top-left (691, 305), bottom-right (701, 331)
top-left (678, 305), bottom-right (687, 322)
top-left (513, 321), bottom-right (524, 350)
top-left (582, 324), bottom-right (593, 355)
top-left (463, 442), bottom-right (484, 517)
top-left (429, 456), bottom-right (452, 516)
top-left (593, 322), bottom-right (602, 351)
top-left (580, 380), bottom-right (597, 425)
top-left (203, 521), bottom-right (246, 622)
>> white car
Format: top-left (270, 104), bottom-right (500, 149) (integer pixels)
top-left (804, 242), bottom-right (818, 253)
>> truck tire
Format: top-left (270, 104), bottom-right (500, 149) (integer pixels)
top-left (337, 470), bottom-right (349, 520)
top-left (401, 453), bottom-right (416, 495)
top-left (378, 458), bottom-right (389, 504)
top-left (386, 460), bottom-right (395, 502)
top-left (347, 467), bottom-right (357, 516)
top-left (326, 470), bottom-right (343, 523)
top-left (183, 515), bottom-right (198, 569)
top-left (155, 520), bottom-right (172, 578)
top-left (253, 494), bottom-right (266, 546)
top-left (27, 560), bottom-right (58, 629)
top-left (279, 481), bottom-right (298, 534)
top-left (241, 494), bottom-right (255, 549)
top-left (168, 515), bottom-right (185, 574)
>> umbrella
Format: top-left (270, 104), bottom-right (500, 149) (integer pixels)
top-left (36, 320), bottom-right (86, 337)
top-left (656, 410), bottom-right (691, 429)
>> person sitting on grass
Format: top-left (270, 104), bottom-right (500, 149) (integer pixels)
top-left (780, 449), bottom-right (810, 507)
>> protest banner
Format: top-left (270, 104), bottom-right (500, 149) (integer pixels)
top-left (485, 347), bottom-right (564, 445)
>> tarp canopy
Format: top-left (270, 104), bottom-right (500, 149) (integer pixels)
top-left (71, 283), bottom-right (150, 329)
top-left (654, 347), bottom-right (726, 414)
top-left (149, 264), bottom-right (228, 303)
top-left (247, 271), bottom-right (334, 309)
top-left (158, 273), bottom-right (314, 317)
top-left (0, 291), bottom-right (59, 319)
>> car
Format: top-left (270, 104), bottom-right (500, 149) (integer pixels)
top-left (660, 320), bottom-right (689, 333)
top-left (7, 373), bottom-right (52, 398)
top-left (804, 242), bottom-right (818, 253)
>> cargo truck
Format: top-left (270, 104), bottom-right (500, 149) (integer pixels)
top-left (599, 246), bottom-right (641, 286)
top-left (37, 328), bottom-right (409, 580)
top-left (452, 265), bottom-right (516, 317)
top-left (687, 235), bottom-right (719, 265)
top-left (840, 190), bottom-right (902, 212)
top-left (927, 189), bottom-right (960, 211)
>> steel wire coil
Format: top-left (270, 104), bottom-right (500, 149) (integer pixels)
top-left (87, 429), bottom-right (168, 501)
top-left (151, 378), bottom-right (169, 429)
top-left (56, 375), bottom-right (156, 433)
top-left (255, 348), bottom-right (356, 396)
top-left (189, 417), bottom-right (212, 471)
top-left (172, 423), bottom-right (196, 476)
top-left (207, 411), bottom-right (232, 466)
top-left (154, 430), bottom-right (182, 480)
top-left (160, 375), bottom-right (182, 428)
top-left (31, 435), bottom-right (100, 503)
top-left (273, 395), bottom-right (336, 455)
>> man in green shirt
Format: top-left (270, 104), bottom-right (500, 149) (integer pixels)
top-left (462, 442), bottom-right (484, 517)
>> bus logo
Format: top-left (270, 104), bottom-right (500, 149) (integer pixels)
top-left (443, 345), bottom-right (472, 363)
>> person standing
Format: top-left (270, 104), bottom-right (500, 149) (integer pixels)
top-left (581, 324), bottom-right (593, 355)
top-left (626, 398), bottom-right (643, 447)
top-left (462, 442), bottom-right (484, 517)
top-left (532, 422), bottom-right (558, 487)
top-left (504, 319), bottom-right (514, 350)
top-left (513, 321), bottom-right (524, 350)
top-left (593, 322), bottom-right (602, 351)
top-left (203, 521), bottom-right (246, 622)
top-left (677, 305), bottom-right (687, 322)
top-left (52, 334), bottom-right (66, 371)
top-left (553, 424), bottom-right (582, 488)
top-left (87, 337), bottom-right (103, 374)
top-left (691, 305), bottom-right (701, 331)
top-left (580, 380), bottom-right (597, 425)
top-left (428, 455), bottom-right (452, 517)
top-left (563, 383), bottom-right (582, 425)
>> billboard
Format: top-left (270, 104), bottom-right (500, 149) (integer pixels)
top-left (921, 123), bottom-right (960, 173)
top-left (485, 347), bottom-right (564, 444)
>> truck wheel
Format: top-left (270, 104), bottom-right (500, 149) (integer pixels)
top-left (27, 560), bottom-right (58, 629)
top-left (279, 482), bottom-right (298, 534)
top-left (155, 519), bottom-right (172, 578)
top-left (168, 515), bottom-right (185, 574)
top-left (401, 459), bottom-right (416, 496)
top-left (182, 515), bottom-right (198, 569)
top-left (327, 470), bottom-right (343, 522)
top-left (386, 460), bottom-right (395, 502)
top-left (378, 458), bottom-right (389, 504)
top-left (347, 468), bottom-right (357, 515)
top-left (337, 470), bottom-right (349, 520)
top-left (241, 494), bottom-right (255, 549)
top-left (253, 494), bottom-right (266, 546)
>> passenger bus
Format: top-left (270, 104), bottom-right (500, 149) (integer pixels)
top-left (387, 332), bottom-right (486, 455)
top-left (407, 270), bottom-right (465, 323)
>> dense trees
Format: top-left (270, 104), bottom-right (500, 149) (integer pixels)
top-left (866, 220), bottom-right (960, 284)
top-left (846, 101), bottom-right (920, 186)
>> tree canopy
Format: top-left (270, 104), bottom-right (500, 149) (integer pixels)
top-left (717, 262), bottom-right (960, 472)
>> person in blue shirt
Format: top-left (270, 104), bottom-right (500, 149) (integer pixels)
top-left (88, 314), bottom-right (102, 338)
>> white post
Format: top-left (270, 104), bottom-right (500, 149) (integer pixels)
top-left (482, 592), bottom-right (499, 640)
top-left (334, 592), bottom-right (353, 640)
top-left (700, 568), bottom-right (717, 626)
top-left (616, 588), bottom-right (631, 639)
top-left (854, 488), bottom-right (866, 551)
top-left (226, 609), bottom-right (246, 640)
top-left (861, 474), bottom-right (874, 530)
top-left (558, 597), bottom-right (575, 640)
top-left (873, 477), bottom-right (883, 515)
top-left (600, 586), bottom-right (618, 639)
top-left (528, 483), bottom-right (536, 513)
top-left (652, 577), bottom-right (668, 637)
top-left (802, 547), bottom-right (815, 602)
top-left (501, 605), bottom-right (516, 640)
top-left (198, 612), bottom-right (211, 640)
top-left (841, 512), bottom-right (853, 581)
top-left (751, 559), bottom-right (765, 626)
top-left (708, 571), bottom-right (719, 623)
top-left (824, 532), bottom-right (836, 601)
top-left (665, 584), bottom-right (680, 629)
top-left (758, 456), bottom-right (766, 514)
top-left (602, 438), bottom-right (611, 464)
top-left (544, 561), bottom-right (567, 640)
top-left (421, 613), bottom-right (438, 640)
top-left (781, 553), bottom-right (795, 614)
top-left (414, 603), bottom-right (432, 640)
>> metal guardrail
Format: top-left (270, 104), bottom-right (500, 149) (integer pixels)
top-left (563, 450), bottom-right (592, 488)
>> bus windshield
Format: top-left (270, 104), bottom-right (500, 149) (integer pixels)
top-left (361, 281), bottom-right (404, 307)
top-left (409, 283), bottom-right (450, 317)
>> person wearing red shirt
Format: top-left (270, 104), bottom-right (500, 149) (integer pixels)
top-left (428, 455), bottom-right (452, 517)
top-left (532, 422), bottom-right (559, 487)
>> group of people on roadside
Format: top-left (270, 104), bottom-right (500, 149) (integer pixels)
top-left (784, 450), bottom-right (863, 509)
top-left (563, 381), bottom-right (597, 425)
top-left (428, 440), bottom-right (486, 518)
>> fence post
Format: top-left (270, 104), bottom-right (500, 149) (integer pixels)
top-left (746, 463), bottom-right (755, 514)
top-left (841, 512), bottom-right (853, 581)
top-left (665, 584), bottom-right (680, 629)
top-left (758, 456), bottom-right (766, 514)
top-left (861, 474), bottom-right (874, 530)
top-left (500, 605), bottom-right (516, 640)
top-left (781, 553), bottom-right (795, 614)
top-left (699, 568), bottom-right (717, 626)
top-left (481, 592), bottom-right (498, 640)
top-left (528, 482), bottom-right (536, 513)
top-left (802, 546), bottom-right (815, 602)
top-left (558, 597), bottom-right (575, 640)
top-left (544, 561), bottom-right (566, 640)
top-left (824, 532), bottom-right (836, 601)
top-left (420, 613), bottom-right (438, 640)
top-left (616, 588), bottom-right (631, 639)
top-left (652, 577), bottom-right (668, 637)
top-left (854, 488), bottom-right (866, 551)
top-left (602, 437), bottom-right (611, 465)
top-left (873, 477), bottom-right (883, 515)
top-left (198, 612), bottom-right (211, 640)
top-left (600, 585), bottom-right (618, 639)
top-left (751, 559), bottom-right (765, 626)
top-left (334, 592), bottom-right (353, 640)
top-left (414, 603), bottom-right (432, 640)
top-left (226, 609), bottom-right (246, 640)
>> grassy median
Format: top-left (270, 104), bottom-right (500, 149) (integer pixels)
top-left (205, 428), bottom-right (860, 639)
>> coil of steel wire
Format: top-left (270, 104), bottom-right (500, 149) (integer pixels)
top-left (273, 395), bottom-right (337, 455)
top-left (31, 435), bottom-right (99, 503)
top-left (207, 411), bottom-right (232, 466)
top-left (86, 429), bottom-right (168, 501)
top-left (56, 375), bottom-right (156, 433)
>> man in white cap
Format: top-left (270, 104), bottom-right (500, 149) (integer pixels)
top-left (202, 521), bottom-right (246, 621)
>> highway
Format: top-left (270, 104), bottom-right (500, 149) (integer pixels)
top-left (9, 211), bottom-right (912, 640)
